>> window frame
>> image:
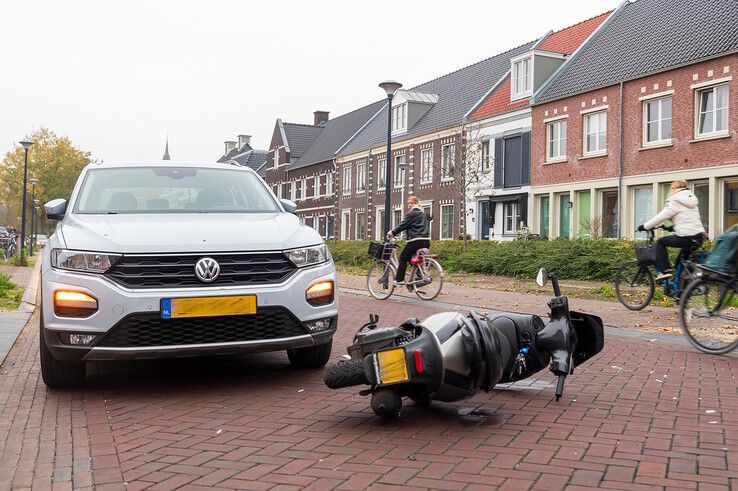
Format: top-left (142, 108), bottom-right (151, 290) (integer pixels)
top-left (480, 140), bottom-right (491, 172)
top-left (440, 204), bottom-right (454, 240)
top-left (356, 162), bottom-right (366, 193)
top-left (326, 173), bottom-right (333, 196)
top-left (300, 178), bottom-right (307, 201)
top-left (355, 211), bottom-right (365, 240)
top-left (441, 143), bottom-right (455, 181)
top-left (503, 201), bottom-right (520, 235)
top-left (392, 103), bottom-right (408, 134)
top-left (695, 83), bottom-right (729, 139)
top-left (511, 55), bottom-right (533, 100)
top-left (290, 181), bottom-right (297, 201)
top-left (583, 110), bottom-right (607, 156)
top-left (420, 148), bottom-right (434, 184)
top-left (377, 158), bottom-right (387, 190)
top-left (313, 175), bottom-right (320, 198)
top-left (393, 154), bottom-right (406, 189)
top-left (643, 95), bottom-right (673, 146)
top-left (342, 165), bottom-right (352, 196)
top-left (546, 117), bottom-right (568, 162)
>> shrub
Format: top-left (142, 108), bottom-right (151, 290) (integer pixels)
top-left (327, 239), bottom-right (646, 281)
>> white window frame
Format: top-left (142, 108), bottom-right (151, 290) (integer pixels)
top-left (290, 181), bottom-right (297, 201)
top-left (546, 118), bottom-right (567, 162)
top-left (441, 144), bottom-right (455, 181)
top-left (273, 149), bottom-right (279, 168)
top-left (356, 163), bottom-right (366, 193)
top-left (355, 212), bottom-right (365, 240)
top-left (342, 165), bottom-right (352, 196)
top-left (511, 55), bottom-right (533, 100)
top-left (301, 178), bottom-right (307, 201)
top-left (420, 148), bottom-right (434, 183)
top-left (503, 202), bottom-right (520, 235)
top-left (393, 155), bottom-right (405, 189)
top-left (480, 140), bottom-right (491, 172)
top-left (340, 210), bottom-right (351, 240)
top-left (583, 110), bottom-right (607, 156)
top-left (313, 175), bottom-right (320, 198)
top-left (326, 173), bottom-right (333, 196)
top-left (375, 207), bottom-right (386, 240)
top-left (440, 204), bottom-right (454, 240)
top-left (643, 96), bottom-right (672, 146)
top-left (377, 158), bottom-right (387, 190)
top-left (392, 208), bottom-right (403, 234)
top-left (695, 83), bottom-right (729, 139)
top-left (392, 103), bottom-right (408, 134)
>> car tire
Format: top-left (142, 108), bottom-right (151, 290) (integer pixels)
top-left (39, 314), bottom-right (85, 389)
top-left (287, 339), bottom-right (332, 369)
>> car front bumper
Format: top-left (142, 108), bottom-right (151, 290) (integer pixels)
top-left (41, 258), bottom-right (338, 361)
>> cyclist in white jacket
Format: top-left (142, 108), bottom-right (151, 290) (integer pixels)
top-left (638, 180), bottom-right (706, 280)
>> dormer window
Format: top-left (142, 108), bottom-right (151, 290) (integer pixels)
top-left (392, 103), bottom-right (407, 133)
top-left (512, 56), bottom-right (533, 100)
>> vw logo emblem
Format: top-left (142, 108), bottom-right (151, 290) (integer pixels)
top-left (195, 257), bottom-right (220, 283)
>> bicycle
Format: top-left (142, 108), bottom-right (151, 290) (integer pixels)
top-left (366, 239), bottom-right (444, 301)
top-left (614, 225), bottom-right (705, 310)
top-left (678, 266), bottom-right (738, 354)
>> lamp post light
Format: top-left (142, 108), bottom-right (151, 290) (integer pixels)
top-left (378, 80), bottom-right (402, 238)
top-left (19, 139), bottom-right (33, 261)
top-left (29, 178), bottom-right (39, 256)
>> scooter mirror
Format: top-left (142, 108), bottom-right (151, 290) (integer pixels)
top-left (535, 268), bottom-right (548, 287)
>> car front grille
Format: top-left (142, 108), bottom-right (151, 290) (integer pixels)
top-left (105, 252), bottom-right (297, 288)
top-left (96, 308), bottom-right (307, 348)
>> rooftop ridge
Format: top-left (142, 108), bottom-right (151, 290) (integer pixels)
top-left (548, 10), bottom-right (613, 36)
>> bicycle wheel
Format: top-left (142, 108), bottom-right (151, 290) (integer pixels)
top-left (680, 278), bottom-right (738, 354)
top-left (367, 260), bottom-right (395, 300)
top-left (413, 258), bottom-right (444, 301)
top-left (614, 260), bottom-right (655, 310)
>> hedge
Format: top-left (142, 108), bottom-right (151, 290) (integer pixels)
top-left (328, 239), bottom-right (653, 281)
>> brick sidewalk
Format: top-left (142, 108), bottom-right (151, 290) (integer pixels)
top-left (0, 293), bottom-right (736, 489)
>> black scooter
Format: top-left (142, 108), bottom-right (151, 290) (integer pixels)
top-left (324, 268), bottom-right (604, 418)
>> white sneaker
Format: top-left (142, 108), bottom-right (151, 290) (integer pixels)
top-left (393, 280), bottom-right (406, 286)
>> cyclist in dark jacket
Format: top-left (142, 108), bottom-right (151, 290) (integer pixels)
top-left (387, 196), bottom-right (430, 285)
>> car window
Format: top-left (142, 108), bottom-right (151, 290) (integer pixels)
top-left (75, 167), bottom-right (280, 214)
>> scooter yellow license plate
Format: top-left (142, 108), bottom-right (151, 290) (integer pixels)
top-left (375, 347), bottom-right (409, 385)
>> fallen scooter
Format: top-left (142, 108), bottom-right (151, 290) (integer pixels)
top-left (324, 268), bottom-right (604, 418)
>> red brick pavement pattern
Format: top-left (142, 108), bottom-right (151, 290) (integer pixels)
top-left (0, 294), bottom-right (736, 490)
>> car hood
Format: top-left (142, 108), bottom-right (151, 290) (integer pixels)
top-left (59, 213), bottom-right (321, 253)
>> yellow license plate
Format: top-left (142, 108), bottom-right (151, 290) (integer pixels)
top-left (161, 295), bottom-right (256, 319)
top-left (375, 347), bottom-right (409, 385)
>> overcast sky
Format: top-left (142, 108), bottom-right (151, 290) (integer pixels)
top-left (1, 0), bottom-right (616, 163)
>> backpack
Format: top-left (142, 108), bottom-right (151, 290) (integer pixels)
top-left (704, 226), bottom-right (738, 274)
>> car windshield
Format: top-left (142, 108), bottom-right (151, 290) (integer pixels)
top-left (75, 167), bottom-right (280, 214)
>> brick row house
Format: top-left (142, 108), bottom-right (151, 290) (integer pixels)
top-left (529, 0), bottom-right (738, 240)
top-left (217, 134), bottom-right (268, 176)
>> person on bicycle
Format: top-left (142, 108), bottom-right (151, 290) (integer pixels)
top-left (386, 196), bottom-right (430, 286)
top-left (638, 179), bottom-right (705, 281)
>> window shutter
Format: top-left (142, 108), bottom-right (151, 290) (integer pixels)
top-left (494, 139), bottom-right (503, 189)
top-left (521, 131), bottom-right (531, 185)
top-left (490, 202), bottom-right (497, 228)
top-left (518, 195), bottom-right (528, 227)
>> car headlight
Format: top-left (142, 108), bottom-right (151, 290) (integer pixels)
top-left (285, 244), bottom-right (331, 268)
top-left (50, 249), bottom-right (121, 273)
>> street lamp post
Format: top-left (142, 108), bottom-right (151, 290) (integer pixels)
top-left (29, 178), bottom-right (39, 256)
top-left (379, 81), bottom-right (402, 238)
top-left (19, 140), bottom-right (33, 261)
top-left (33, 199), bottom-right (40, 251)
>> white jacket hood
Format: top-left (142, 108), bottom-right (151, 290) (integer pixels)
top-left (669, 189), bottom-right (698, 209)
top-left (644, 189), bottom-right (705, 237)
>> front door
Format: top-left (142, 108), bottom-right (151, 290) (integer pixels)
top-left (480, 201), bottom-right (491, 240)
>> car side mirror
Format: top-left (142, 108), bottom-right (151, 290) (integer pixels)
top-left (280, 199), bottom-right (297, 214)
top-left (535, 267), bottom-right (548, 287)
top-left (45, 198), bottom-right (67, 220)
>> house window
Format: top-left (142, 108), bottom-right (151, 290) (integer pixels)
top-left (326, 173), bottom-right (333, 196)
top-left (273, 185), bottom-right (279, 198)
top-left (356, 163), bottom-right (366, 193)
top-left (394, 155), bottom-right (406, 188)
top-left (376, 209), bottom-right (386, 240)
top-left (440, 204), bottom-right (454, 239)
top-left (290, 181), bottom-right (297, 201)
top-left (512, 56), bottom-right (532, 99)
top-left (326, 215), bottom-right (334, 239)
top-left (503, 202), bottom-right (519, 235)
top-left (313, 175), bottom-right (320, 198)
top-left (392, 103), bottom-right (408, 133)
top-left (420, 148), bottom-right (433, 183)
top-left (633, 186), bottom-right (653, 239)
top-left (539, 196), bottom-right (550, 239)
top-left (584, 111), bottom-right (607, 155)
top-left (301, 179), bottom-right (307, 201)
top-left (601, 189), bottom-right (618, 238)
top-left (342, 165), bottom-right (352, 196)
top-left (355, 212), bottom-right (365, 240)
top-left (392, 209), bottom-right (403, 238)
top-left (546, 119), bottom-right (567, 161)
top-left (696, 84), bottom-right (729, 138)
top-left (376, 158), bottom-right (387, 189)
top-left (692, 181), bottom-right (710, 231)
top-left (441, 144), bottom-right (455, 180)
top-left (340, 211), bottom-right (350, 240)
top-left (480, 140), bottom-right (491, 172)
top-left (273, 149), bottom-right (279, 168)
top-left (644, 96), bottom-right (672, 145)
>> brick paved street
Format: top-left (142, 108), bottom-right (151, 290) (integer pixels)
top-left (1, 293), bottom-right (737, 490)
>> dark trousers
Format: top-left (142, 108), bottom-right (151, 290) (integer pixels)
top-left (396, 239), bottom-right (431, 281)
top-left (655, 233), bottom-right (704, 273)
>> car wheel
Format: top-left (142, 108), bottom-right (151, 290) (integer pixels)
top-left (39, 314), bottom-right (85, 388)
top-left (287, 339), bottom-right (332, 369)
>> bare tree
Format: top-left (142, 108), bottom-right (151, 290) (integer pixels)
top-left (581, 215), bottom-right (604, 239)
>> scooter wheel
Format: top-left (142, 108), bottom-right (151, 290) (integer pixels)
top-left (371, 389), bottom-right (402, 418)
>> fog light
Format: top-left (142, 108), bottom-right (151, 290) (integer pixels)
top-left (54, 291), bottom-right (98, 318)
top-left (305, 318), bottom-right (333, 332)
top-left (306, 280), bottom-right (334, 306)
top-left (68, 334), bottom-right (97, 346)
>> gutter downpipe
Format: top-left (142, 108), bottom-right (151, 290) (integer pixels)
top-left (617, 81), bottom-right (624, 239)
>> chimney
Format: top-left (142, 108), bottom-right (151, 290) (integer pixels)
top-left (237, 134), bottom-right (252, 148)
top-left (224, 140), bottom-right (237, 154)
top-left (314, 111), bottom-right (330, 125)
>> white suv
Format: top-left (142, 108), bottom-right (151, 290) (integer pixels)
top-left (40, 161), bottom-right (337, 387)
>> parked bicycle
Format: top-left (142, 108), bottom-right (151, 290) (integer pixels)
top-left (366, 239), bottom-right (444, 301)
top-left (614, 225), bottom-right (705, 310)
top-left (0, 230), bottom-right (18, 260)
